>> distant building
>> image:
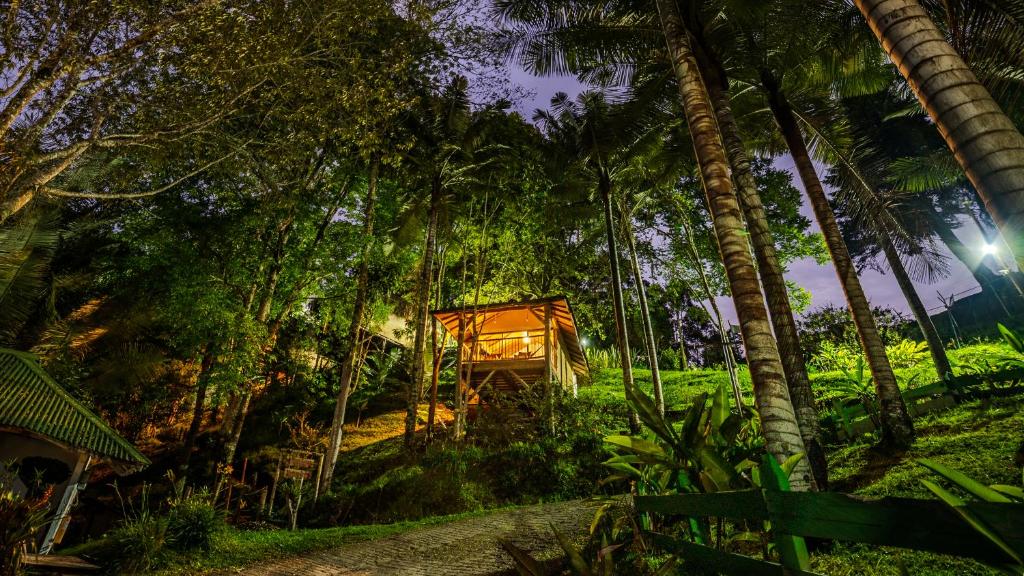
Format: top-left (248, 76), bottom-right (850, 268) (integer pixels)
top-left (431, 296), bottom-right (589, 407)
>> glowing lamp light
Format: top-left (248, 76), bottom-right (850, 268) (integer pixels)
top-left (581, 337), bottom-right (589, 347)
top-left (982, 242), bottom-right (999, 256)
top-left (521, 331), bottom-right (531, 344)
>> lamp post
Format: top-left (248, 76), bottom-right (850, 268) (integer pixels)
top-left (980, 241), bottom-right (1024, 298)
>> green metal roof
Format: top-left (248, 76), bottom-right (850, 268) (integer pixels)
top-left (0, 348), bottom-right (149, 468)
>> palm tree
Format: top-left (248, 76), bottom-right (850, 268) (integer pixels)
top-left (853, 0), bottom-right (1024, 269)
top-left (710, 0), bottom-right (915, 448)
top-left (655, 0), bottom-right (813, 488)
top-left (500, 0), bottom-right (814, 487)
top-left (689, 33), bottom-right (828, 486)
top-left (820, 91), bottom-right (960, 380)
top-left (620, 190), bottom-right (666, 414)
top-left (535, 92), bottom-right (643, 432)
top-left (0, 212), bottom-right (59, 345)
top-left (400, 78), bottom-right (506, 448)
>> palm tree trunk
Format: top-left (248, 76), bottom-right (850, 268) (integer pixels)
top-left (764, 82), bottom-right (915, 449)
top-left (874, 224), bottom-right (954, 379)
top-left (321, 160), bottom-right (379, 490)
top-left (623, 209), bottom-right (665, 415)
top-left (700, 64), bottom-right (827, 488)
top-left (599, 173), bottom-right (640, 434)
top-left (426, 321), bottom-right (447, 443)
top-left (854, 0), bottom-right (1024, 269)
top-left (656, 0), bottom-right (813, 490)
top-left (406, 177), bottom-right (441, 448)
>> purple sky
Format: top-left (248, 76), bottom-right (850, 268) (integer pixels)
top-left (507, 67), bottom-right (993, 325)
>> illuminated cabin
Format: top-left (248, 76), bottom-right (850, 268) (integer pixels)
top-left (431, 297), bottom-right (589, 407)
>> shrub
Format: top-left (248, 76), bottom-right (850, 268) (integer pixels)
top-left (658, 347), bottom-right (684, 370)
top-left (100, 515), bottom-right (168, 575)
top-left (884, 339), bottom-right (930, 370)
top-left (166, 490), bottom-right (221, 551)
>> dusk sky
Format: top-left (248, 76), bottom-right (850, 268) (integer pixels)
top-left (506, 66), bottom-right (992, 326)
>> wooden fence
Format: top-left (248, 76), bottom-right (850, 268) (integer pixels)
top-left (635, 456), bottom-right (1024, 575)
top-left (827, 367), bottom-right (1024, 441)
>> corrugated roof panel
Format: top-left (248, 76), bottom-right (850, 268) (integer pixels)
top-left (0, 349), bottom-right (150, 467)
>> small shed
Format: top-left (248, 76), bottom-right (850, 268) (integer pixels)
top-left (431, 296), bottom-right (589, 407)
top-left (0, 348), bottom-right (150, 553)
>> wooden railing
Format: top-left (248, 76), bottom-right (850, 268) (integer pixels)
top-left (464, 331), bottom-right (553, 363)
top-left (636, 455), bottom-right (1024, 575)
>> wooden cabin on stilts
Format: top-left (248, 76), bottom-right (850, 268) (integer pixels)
top-left (430, 297), bottom-right (589, 425)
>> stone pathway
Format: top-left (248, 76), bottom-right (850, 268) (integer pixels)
top-left (240, 500), bottom-right (600, 576)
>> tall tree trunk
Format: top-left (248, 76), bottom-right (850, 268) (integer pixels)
top-left (764, 81), bottom-right (915, 449)
top-left (180, 349), bottom-right (215, 476)
top-left (406, 177), bottom-right (441, 448)
top-left (426, 322), bottom-right (447, 443)
top-left (623, 209), bottom-right (665, 415)
top-left (699, 59), bottom-right (827, 488)
top-left (855, 0), bottom-right (1024, 269)
top-left (680, 214), bottom-right (745, 414)
top-left (656, 0), bottom-right (813, 490)
top-left (320, 160), bottom-right (379, 491)
top-left (875, 224), bottom-right (954, 379)
top-left (599, 173), bottom-right (640, 434)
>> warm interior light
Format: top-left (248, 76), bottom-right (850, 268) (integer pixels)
top-left (521, 331), bottom-right (531, 344)
top-left (982, 242), bottom-right (999, 256)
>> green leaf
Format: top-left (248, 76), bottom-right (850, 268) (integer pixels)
top-left (604, 435), bottom-right (664, 457)
top-left (552, 525), bottom-right (592, 576)
top-left (590, 503), bottom-right (613, 536)
top-left (679, 393), bottom-right (708, 450)
top-left (990, 485), bottom-right (1024, 501)
top-left (719, 413), bottom-right (745, 445)
top-left (603, 454), bottom-right (644, 465)
top-left (998, 323), bottom-right (1024, 354)
top-left (780, 453), bottom-right (806, 479)
top-left (699, 447), bottom-right (739, 489)
top-left (710, 383), bottom-right (729, 430)
top-left (652, 558), bottom-right (678, 576)
top-left (603, 462), bottom-right (642, 479)
top-left (699, 470), bottom-right (720, 493)
top-left (499, 539), bottom-right (547, 576)
top-left (922, 480), bottom-right (1024, 565)
top-left (625, 385), bottom-right (677, 445)
top-left (918, 459), bottom-right (1012, 503)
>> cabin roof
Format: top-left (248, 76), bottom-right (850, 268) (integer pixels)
top-left (431, 296), bottom-right (589, 376)
top-left (0, 348), bottom-right (150, 470)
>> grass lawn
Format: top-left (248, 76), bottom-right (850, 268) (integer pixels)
top-left (585, 355), bottom-right (1022, 575)
top-left (810, 395), bottom-right (1023, 576)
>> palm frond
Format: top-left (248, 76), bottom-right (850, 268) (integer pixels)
top-left (0, 213), bottom-right (60, 345)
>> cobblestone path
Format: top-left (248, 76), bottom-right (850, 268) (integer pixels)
top-left (240, 499), bottom-right (600, 576)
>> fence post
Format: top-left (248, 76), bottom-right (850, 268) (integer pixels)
top-left (760, 455), bottom-right (811, 572)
